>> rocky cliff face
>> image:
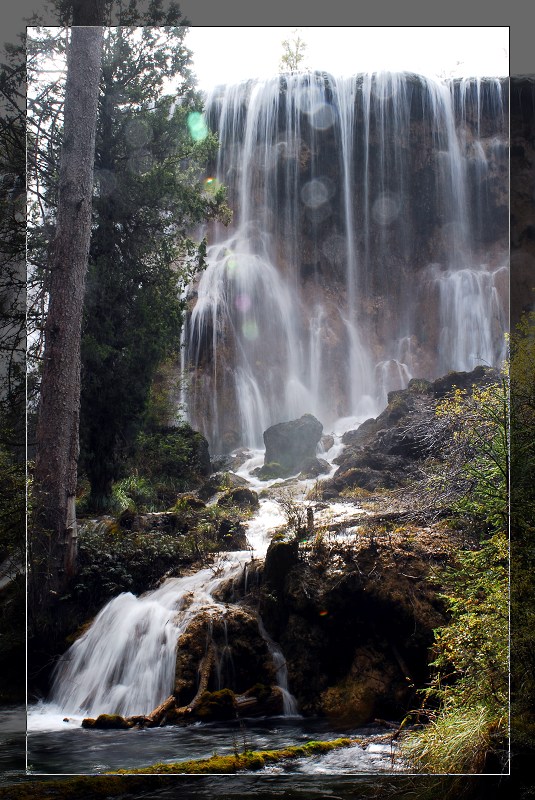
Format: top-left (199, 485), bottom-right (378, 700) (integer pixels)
top-left (184, 73), bottom-right (509, 453)
top-left (258, 526), bottom-right (454, 723)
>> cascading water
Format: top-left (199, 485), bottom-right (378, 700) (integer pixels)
top-left (183, 71), bottom-right (508, 453)
top-left (44, 498), bottom-right (296, 722)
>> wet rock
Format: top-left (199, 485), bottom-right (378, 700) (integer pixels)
top-left (324, 365), bottom-right (500, 496)
top-left (216, 518), bottom-right (248, 550)
top-left (259, 539), bottom-right (299, 638)
top-left (212, 448), bottom-right (255, 473)
top-left (262, 539), bottom-right (299, 596)
top-left (194, 688), bottom-right (237, 721)
top-left (197, 472), bottom-right (250, 501)
top-left (82, 713), bottom-right (130, 730)
top-left (217, 487), bottom-right (259, 509)
top-left (174, 607), bottom-right (276, 707)
top-left (431, 365), bottom-right (499, 398)
top-left (269, 538), bottom-right (448, 721)
top-left (238, 684), bottom-right (284, 717)
top-left (341, 418), bottom-right (377, 448)
top-left (118, 507), bottom-right (136, 529)
top-left (262, 414), bottom-right (324, 478)
top-left (320, 434), bottom-right (335, 452)
top-left (319, 645), bottom-right (409, 726)
top-left (131, 510), bottom-right (179, 533)
top-left (299, 457), bottom-right (331, 479)
top-left (174, 493), bottom-right (207, 511)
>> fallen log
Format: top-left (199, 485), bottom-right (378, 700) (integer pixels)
top-left (145, 695), bottom-right (176, 728)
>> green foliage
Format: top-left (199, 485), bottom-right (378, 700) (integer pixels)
top-left (0, 444), bottom-right (25, 566)
top-left (0, 443), bottom-right (25, 700)
top-left (434, 368), bottom-right (509, 535)
top-left (71, 523), bottom-right (186, 610)
top-left (195, 688), bottom-right (237, 720)
top-left (27, 25), bottom-right (231, 508)
top-left (430, 532), bottom-right (508, 711)
top-left (81, 28), bottom-right (228, 507)
top-left (279, 28), bottom-right (308, 74)
top-left (135, 424), bottom-right (209, 483)
top-left (403, 530), bottom-right (509, 773)
top-left (510, 312), bottom-right (535, 763)
top-left (403, 704), bottom-right (505, 774)
top-left (403, 369), bottom-right (509, 774)
top-left (0, 38), bottom-right (26, 451)
top-left (110, 474), bottom-right (158, 513)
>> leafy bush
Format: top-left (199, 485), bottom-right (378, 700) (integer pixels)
top-left (70, 523), bottom-right (187, 611)
top-left (434, 367), bottom-right (509, 535)
top-left (403, 364), bottom-right (509, 774)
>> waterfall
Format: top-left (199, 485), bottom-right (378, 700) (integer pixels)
top-left (47, 499), bottom-right (298, 721)
top-left (183, 71), bottom-right (508, 453)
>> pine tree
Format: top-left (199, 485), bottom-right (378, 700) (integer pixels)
top-left (31, 26), bottom-right (104, 604)
top-left (79, 26), bottom-right (230, 507)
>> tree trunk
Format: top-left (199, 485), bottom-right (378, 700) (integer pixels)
top-left (32, 26), bottom-right (103, 605)
top-left (71, 0), bottom-right (107, 25)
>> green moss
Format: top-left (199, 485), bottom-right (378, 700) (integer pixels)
top-left (0, 739), bottom-right (356, 798)
top-left (115, 737), bottom-right (354, 774)
top-left (257, 462), bottom-right (285, 480)
top-left (194, 688), bottom-right (237, 720)
top-left (246, 682), bottom-right (272, 703)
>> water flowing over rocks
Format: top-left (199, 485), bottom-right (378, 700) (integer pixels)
top-left (28, 362), bottom-right (503, 742)
top-left (173, 607), bottom-right (278, 712)
top-left (183, 72), bottom-right (508, 453)
top-left (256, 517), bottom-right (464, 723)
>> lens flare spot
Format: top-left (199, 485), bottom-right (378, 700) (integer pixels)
top-left (372, 192), bottom-right (400, 225)
top-left (235, 294), bottom-right (251, 313)
top-left (309, 102), bottom-right (335, 130)
top-left (226, 255), bottom-right (238, 274)
top-left (301, 178), bottom-right (333, 209)
top-left (187, 111), bottom-right (209, 142)
top-left (242, 320), bottom-right (258, 340)
top-left (203, 176), bottom-right (221, 196)
top-left (319, 610), bottom-right (329, 617)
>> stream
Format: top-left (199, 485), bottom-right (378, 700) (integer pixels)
top-left (19, 422), bottom-right (407, 778)
top-left (24, 714), bottom-right (397, 776)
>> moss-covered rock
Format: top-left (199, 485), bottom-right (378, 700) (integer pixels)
top-left (256, 461), bottom-right (285, 480)
top-left (194, 688), bottom-right (237, 720)
top-left (319, 644), bottom-right (409, 726)
top-left (82, 713), bottom-right (130, 729)
top-left (174, 607), bottom-right (276, 706)
top-left (216, 487), bottom-right (259, 509)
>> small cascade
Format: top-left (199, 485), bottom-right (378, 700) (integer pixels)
top-left (430, 263), bottom-right (508, 374)
top-left (213, 614), bottom-right (236, 690)
top-left (46, 497), bottom-right (300, 722)
top-left (256, 617), bottom-right (300, 718)
top-left (182, 71), bottom-right (508, 453)
top-left (49, 564), bottom-right (238, 718)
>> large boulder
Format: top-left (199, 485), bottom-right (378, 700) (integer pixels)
top-left (174, 607), bottom-right (276, 707)
top-left (261, 414), bottom-right (323, 479)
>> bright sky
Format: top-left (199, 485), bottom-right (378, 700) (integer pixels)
top-left (185, 26), bottom-right (509, 92)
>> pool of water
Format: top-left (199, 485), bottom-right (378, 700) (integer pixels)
top-left (0, 705), bottom-right (26, 784)
top-left (25, 708), bottom-right (399, 776)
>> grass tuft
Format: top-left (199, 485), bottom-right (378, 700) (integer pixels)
top-left (401, 704), bottom-right (507, 774)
